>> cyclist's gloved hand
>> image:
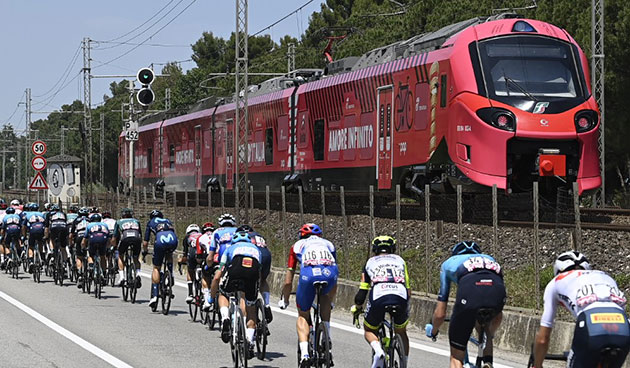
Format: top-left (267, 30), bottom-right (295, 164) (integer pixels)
top-left (141, 250), bottom-right (148, 262)
top-left (425, 323), bottom-right (435, 339)
top-left (278, 298), bottom-right (288, 310)
top-left (350, 305), bottom-right (362, 328)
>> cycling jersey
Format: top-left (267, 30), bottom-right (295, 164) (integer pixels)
top-left (219, 240), bottom-right (262, 303)
top-left (24, 211), bottom-right (46, 236)
top-left (360, 254), bottom-right (410, 299)
top-left (113, 218), bottom-right (141, 241)
top-left (3, 214), bottom-right (22, 234)
top-left (220, 241), bottom-right (261, 268)
top-left (47, 211), bottom-right (68, 230)
top-left (144, 217), bottom-right (175, 242)
top-left (197, 232), bottom-right (212, 254)
top-left (287, 236), bottom-right (337, 270)
top-left (541, 270), bottom-right (627, 328)
top-left (437, 253), bottom-right (502, 302)
top-left (145, 218), bottom-right (177, 267)
top-left (71, 216), bottom-right (89, 240)
top-left (66, 213), bottom-right (78, 226)
top-left (84, 222), bottom-right (110, 243)
top-left (209, 227), bottom-right (237, 253)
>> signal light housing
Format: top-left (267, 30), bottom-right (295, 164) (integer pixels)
top-left (574, 110), bottom-right (598, 133)
top-left (136, 67), bottom-right (155, 107)
top-left (476, 107), bottom-right (517, 132)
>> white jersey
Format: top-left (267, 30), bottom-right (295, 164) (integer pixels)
top-left (198, 232), bottom-right (212, 253)
top-left (541, 269), bottom-right (626, 328)
top-left (361, 254), bottom-right (409, 300)
top-left (103, 218), bottom-right (116, 234)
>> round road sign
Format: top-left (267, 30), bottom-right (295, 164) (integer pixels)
top-left (31, 140), bottom-right (47, 156)
top-left (31, 156), bottom-right (47, 171)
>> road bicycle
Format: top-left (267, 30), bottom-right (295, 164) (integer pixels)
top-left (149, 251), bottom-right (174, 315)
top-left (32, 244), bottom-right (42, 283)
top-left (297, 280), bottom-right (332, 368)
top-left (354, 305), bottom-right (406, 368)
top-left (527, 345), bottom-right (624, 368)
top-left (8, 238), bottom-right (21, 279)
top-left (87, 249), bottom-right (105, 299)
top-left (254, 297), bottom-right (269, 360)
top-left (120, 243), bottom-right (140, 303)
top-left (188, 264), bottom-right (207, 323)
top-left (227, 291), bottom-right (248, 368)
top-left (52, 245), bottom-right (65, 286)
top-left (67, 243), bottom-right (78, 283)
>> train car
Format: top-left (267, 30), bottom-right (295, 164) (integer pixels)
top-left (119, 14), bottom-right (601, 196)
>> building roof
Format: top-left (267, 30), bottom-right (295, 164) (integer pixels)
top-left (47, 154), bottom-right (82, 164)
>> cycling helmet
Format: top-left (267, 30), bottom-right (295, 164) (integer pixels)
top-left (298, 223), bottom-right (322, 239)
top-left (231, 231), bottom-right (251, 244)
top-left (120, 208), bottom-right (134, 218)
top-left (89, 213), bottom-right (102, 222)
top-left (451, 241), bottom-right (481, 256)
top-left (89, 206), bottom-right (99, 214)
top-left (27, 203), bottom-right (38, 211)
top-left (186, 224), bottom-right (201, 234)
top-left (202, 222), bottom-right (215, 233)
top-left (5, 207), bottom-right (15, 214)
top-left (553, 251), bottom-right (591, 276)
top-left (149, 209), bottom-right (163, 219)
top-left (11, 199), bottom-right (20, 207)
top-left (218, 213), bottom-right (236, 227)
top-left (44, 202), bottom-right (52, 211)
top-left (51, 204), bottom-right (60, 211)
top-left (79, 207), bottom-right (89, 216)
top-left (0, 202), bottom-right (7, 210)
top-left (102, 211), bottom-right (112, 219)
top-left (371, 235), bottom-right (397, 254)
top-left (69, 205), bottom-right (79, 213)
top-left (236, 224), bottom-right (254, 233)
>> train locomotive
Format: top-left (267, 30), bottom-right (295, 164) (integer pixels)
top-left (119, 14), bottom-right (601, 197)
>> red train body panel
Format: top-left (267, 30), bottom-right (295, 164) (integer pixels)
top-left (119, 16), bottom-right (601, 196)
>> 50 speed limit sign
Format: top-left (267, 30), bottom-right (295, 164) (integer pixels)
top-left (31, 140), bottom-right (47, 156)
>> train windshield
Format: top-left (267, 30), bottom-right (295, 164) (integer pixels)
top-left (477, 36), bottom-right (584, 103)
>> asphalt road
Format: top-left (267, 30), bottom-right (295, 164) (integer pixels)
top-left (0, 264), bottom-right (535, 368)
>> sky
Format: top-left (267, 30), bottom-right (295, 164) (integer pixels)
top-left (0, 0), bottom-right (325, 133)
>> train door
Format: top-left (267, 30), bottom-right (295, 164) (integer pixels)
top-left (226, 119), bottom-right (234, 190)
top-left (194, 125), bottom-right (202, 189)
top-left (377, 86), bottom-right (394, 189)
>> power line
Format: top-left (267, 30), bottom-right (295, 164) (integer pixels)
top-left (93, 40), bottom-right (190, 48)
top-left (32, 42), bottom-right (82, 99)
top-left (31, 71), bottom-right (82, 109)
top-left (95, 0), bottom-right (187, 51)
top-left (251, 0), bottom-right (314, 37)
top-left (2, 92), bottom-right (25, 125)
top-left (102, 0), bottom-right (175, 43)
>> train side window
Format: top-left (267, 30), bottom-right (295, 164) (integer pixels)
top-left (440, 74), bottom-right (447, 108)
top-left (313, 119), bottom-right (324, 161)
top-left (169, 144), bottom-right (175, 171)
top-left (147, 148), bottom-right (153, 173)
top-left (265, 128), bottom-right (273, 165)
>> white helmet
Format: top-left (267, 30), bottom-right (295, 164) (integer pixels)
top-left (218, 213), bottom-right (236, 227)
top-left (186, 224), bottom-right (200, 235)
top-left (10, 199), bottom-right (20, 206)
top-left (553, 251), bottom-right (591, 276)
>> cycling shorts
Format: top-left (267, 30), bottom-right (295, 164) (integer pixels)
top-left (88, 241), bottom-right (107, 258)
top-left (28, 233), bottom-right (45, 248)
top-left (364, 286), bottom-right (409, 330)
top-left (296, 265), bottom-right (338, 312)
top-left (4, 232), bottom-right (20, 247)
top-left (220, 255), bottom-right (261, 304)
top-left (449, 271), bottom-right (505, 351)
top-left (153, 230), bottom-right (177, 267)
top-left (118, 237), bottom-right (141, 257)
top-left (187, 245), bottom-right (207, 271)
top-left (568, 306), bottom-right (630, 368)
top-left (28, 223), bottom-right (45, 238)
top-left (259, 247), bottom-right (271, 281)
top-left (50, 227), bottom-right (69, 249)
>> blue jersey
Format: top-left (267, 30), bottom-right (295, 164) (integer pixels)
top-left (437, 253), bottom-right (502, 302)
top-left (210, 227), bottom-right (237, 253)
top-left (3, 214), bottom-right (22, 233)
top-left (144, 217), bottom-right (175, 242)
top-left (219, 240), bottom-right (261, 267)
top-left (84, 222), bottom-right (111, 244)
top-left (67, 213), bottom-right (78, 225)
top-left (24, 211), bottom-right (46, 232)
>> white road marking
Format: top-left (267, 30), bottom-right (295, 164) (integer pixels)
top-left (0, 290), bottom-right (133, 368)
top-left (138, 271), bottom-right (515, 367)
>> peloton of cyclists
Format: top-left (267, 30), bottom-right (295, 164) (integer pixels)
top-left (142, 209), bottom-right (178, 310)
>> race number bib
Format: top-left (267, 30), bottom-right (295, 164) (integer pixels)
top-left (371, 265), bottom-right (406, 284)
top-left (302, 246), bottom-right (335, 267)
top-left (462, 256), bottom-right (501, 274)
top-left (576, 283), bottom-right (627, 308)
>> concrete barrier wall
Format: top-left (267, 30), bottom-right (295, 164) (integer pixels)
top-left (267, 267), bottom-right (576, 357)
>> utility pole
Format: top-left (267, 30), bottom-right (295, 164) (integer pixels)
top-left (235, 0), bottom-right (249, 224)
top-left (100, 112), bottom-right (104, 185)
top-left (82, 37), bottom-right (92, 202)
top-left (288, 43), bottom-right (295, 77)
top-left (25, 87), bottom-right (32, 192)
top-left (592, 0), bottom-right (605, 207)
top-left (165, 88), bottom-right (171, 110)
top-left (61, 126), bottom-right (65, 155)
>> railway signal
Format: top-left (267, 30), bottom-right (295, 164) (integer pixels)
top-left (136, 68), bottom-right (155, 106)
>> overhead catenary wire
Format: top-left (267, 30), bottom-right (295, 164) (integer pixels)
top-left (32, 42), bottom-right (82, 99)
top-left (92, 40), bottom-right (190, 48)
top-left (251, 0), bottom-right (314, 38)
top-left (1, 92), bottom-right (26, 125)
top-left (100, 0), bottom-right (176, 43)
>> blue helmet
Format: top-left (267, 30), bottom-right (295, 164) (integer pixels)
top-left (299, 223), bottom-right (322, 239)
top-left (89, 213), bottom-right (102, 223)
top-left (451, 241), bottom-right (481, 256)
top-left (5, 207), bottom-right (15, 214)
top-left (231, 231), bottom-right (251, 244)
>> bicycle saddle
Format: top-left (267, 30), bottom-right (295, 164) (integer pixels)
top-left (476, 308), bottom-right (498, 325)
top-left (313, 281), bottom-right (329, 288)
top-left (384, 305), bottom-right (400, 313)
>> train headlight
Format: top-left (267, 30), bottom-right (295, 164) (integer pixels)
top-left (574, 110), bottom-right (598, 133)
top-left (476, 108), bottom-right (516, 132)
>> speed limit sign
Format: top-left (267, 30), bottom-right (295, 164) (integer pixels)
top-left (31, 140), bottom-right (47, 156)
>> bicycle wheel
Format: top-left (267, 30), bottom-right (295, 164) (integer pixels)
top-left (388, 334), bottom-right (406, 368)
top-left (255, 299), bottom-right (268, 360)
top-left (234, 307), bottom-right (248, 368)
top-left (33, 250), bottom-right (41, 283)
top-left (121, 256), bottom-right (130, 302)
top-left (315, 322), bottom-right (331, 368)
top-left (198, 283), bottom-right (207, 324)
top-left (94, 261), bottom-right (102, 299)
top-left (56, 251), bottom-right (64, 286)
top-left (11, 247), bottom-right (19, 279)
top-left (21, 249), bottom-right (28, 273)
top-left (189, 280), bottom-right (198, 321)
top-left (161, 269), bottom-right (172, 315)
top-left (209, 302), bottom-right (219, 330)
top-left (129, 266), bottom-right (138, 304)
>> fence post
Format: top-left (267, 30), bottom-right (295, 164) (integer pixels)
top-left (340, 186), bottom-right (349, 279)
top-left (208, 188), bottom-right (212, 221)
top-left (265, 185), bottom-right (270, 226)
top-left (173, 190), bottom-right (177, 209)
top-left (116, 186), bottom-right (120, 209)
top-left (533, 182), bottom-right (540, 311)
top-left (196, 189), bottom-right (200, 208)
top-left (143, 187), bottom-right (148, 211)
top-left (369, 185), bottom-right (375, 241)
top-left (298, 186), bottom-right (304, 226)
top-left (162, 188), bottom-right (166, 205)
top-left (492, 184), bottom-right (498, 258)
top-left (281, 186), bottom-right (287, 262)
top-left (135, 189), bottom-right (140, 207)
top-left (220, 186), bottom-right (225, 212)
top-left (152, 186), bottom-right (156, 201)
top-left (250, 185), bottom-right (254, 213)
top-left (457, 184), bottom-right (462, 241)
top-left (235, 184), bottom-right (240, 224)
top-left (185, 190), bottom-right (189, 209)
top-left (320, 186), bottom-right (326, 234)
top-left (425, 184), bottom-right (431, 295)
top-left (396, 184), bottom-right (401, 254)
top-left (573, 182), bottom-right (581, 250)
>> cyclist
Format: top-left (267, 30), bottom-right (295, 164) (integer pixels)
top-left (112, 208), bottom-right (142, 288)
top-left (206, 213), bottom-right (237, 268)
top-left (142, 209), bottom-right (178, 310)
top-left (350, 236), bottom-right (410, 368)
top-left (211, 230), bottom-right (261, 359)
top-left (425, 241), bottom-right (505, 368)
top-left (10, 199), bottom-right (22, 214)
top-left (70, 207), bottom-right (90, 288)
top-left (195, 222), bottom-right (216, 311)
top-left (101, 211), bottom-right (117, 281)
top-left (181, 223), bottom-right (202, 303)
top-left (66, 205), bottom-right (80, 225)
top-left (81, 213), bottom-right (111, 286)
top-left (533, 251), bottom-right (630, 368)
top-left (237, 224), bottom-right (273, 323)
top-left (279, 223), bottom-right (338, 367)
top-left (46, 204), bottom-right (69, 271)
top-left (23, 203), bottom-right (46, 273)
top-left (2, 207), bottom-right (23, 269)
